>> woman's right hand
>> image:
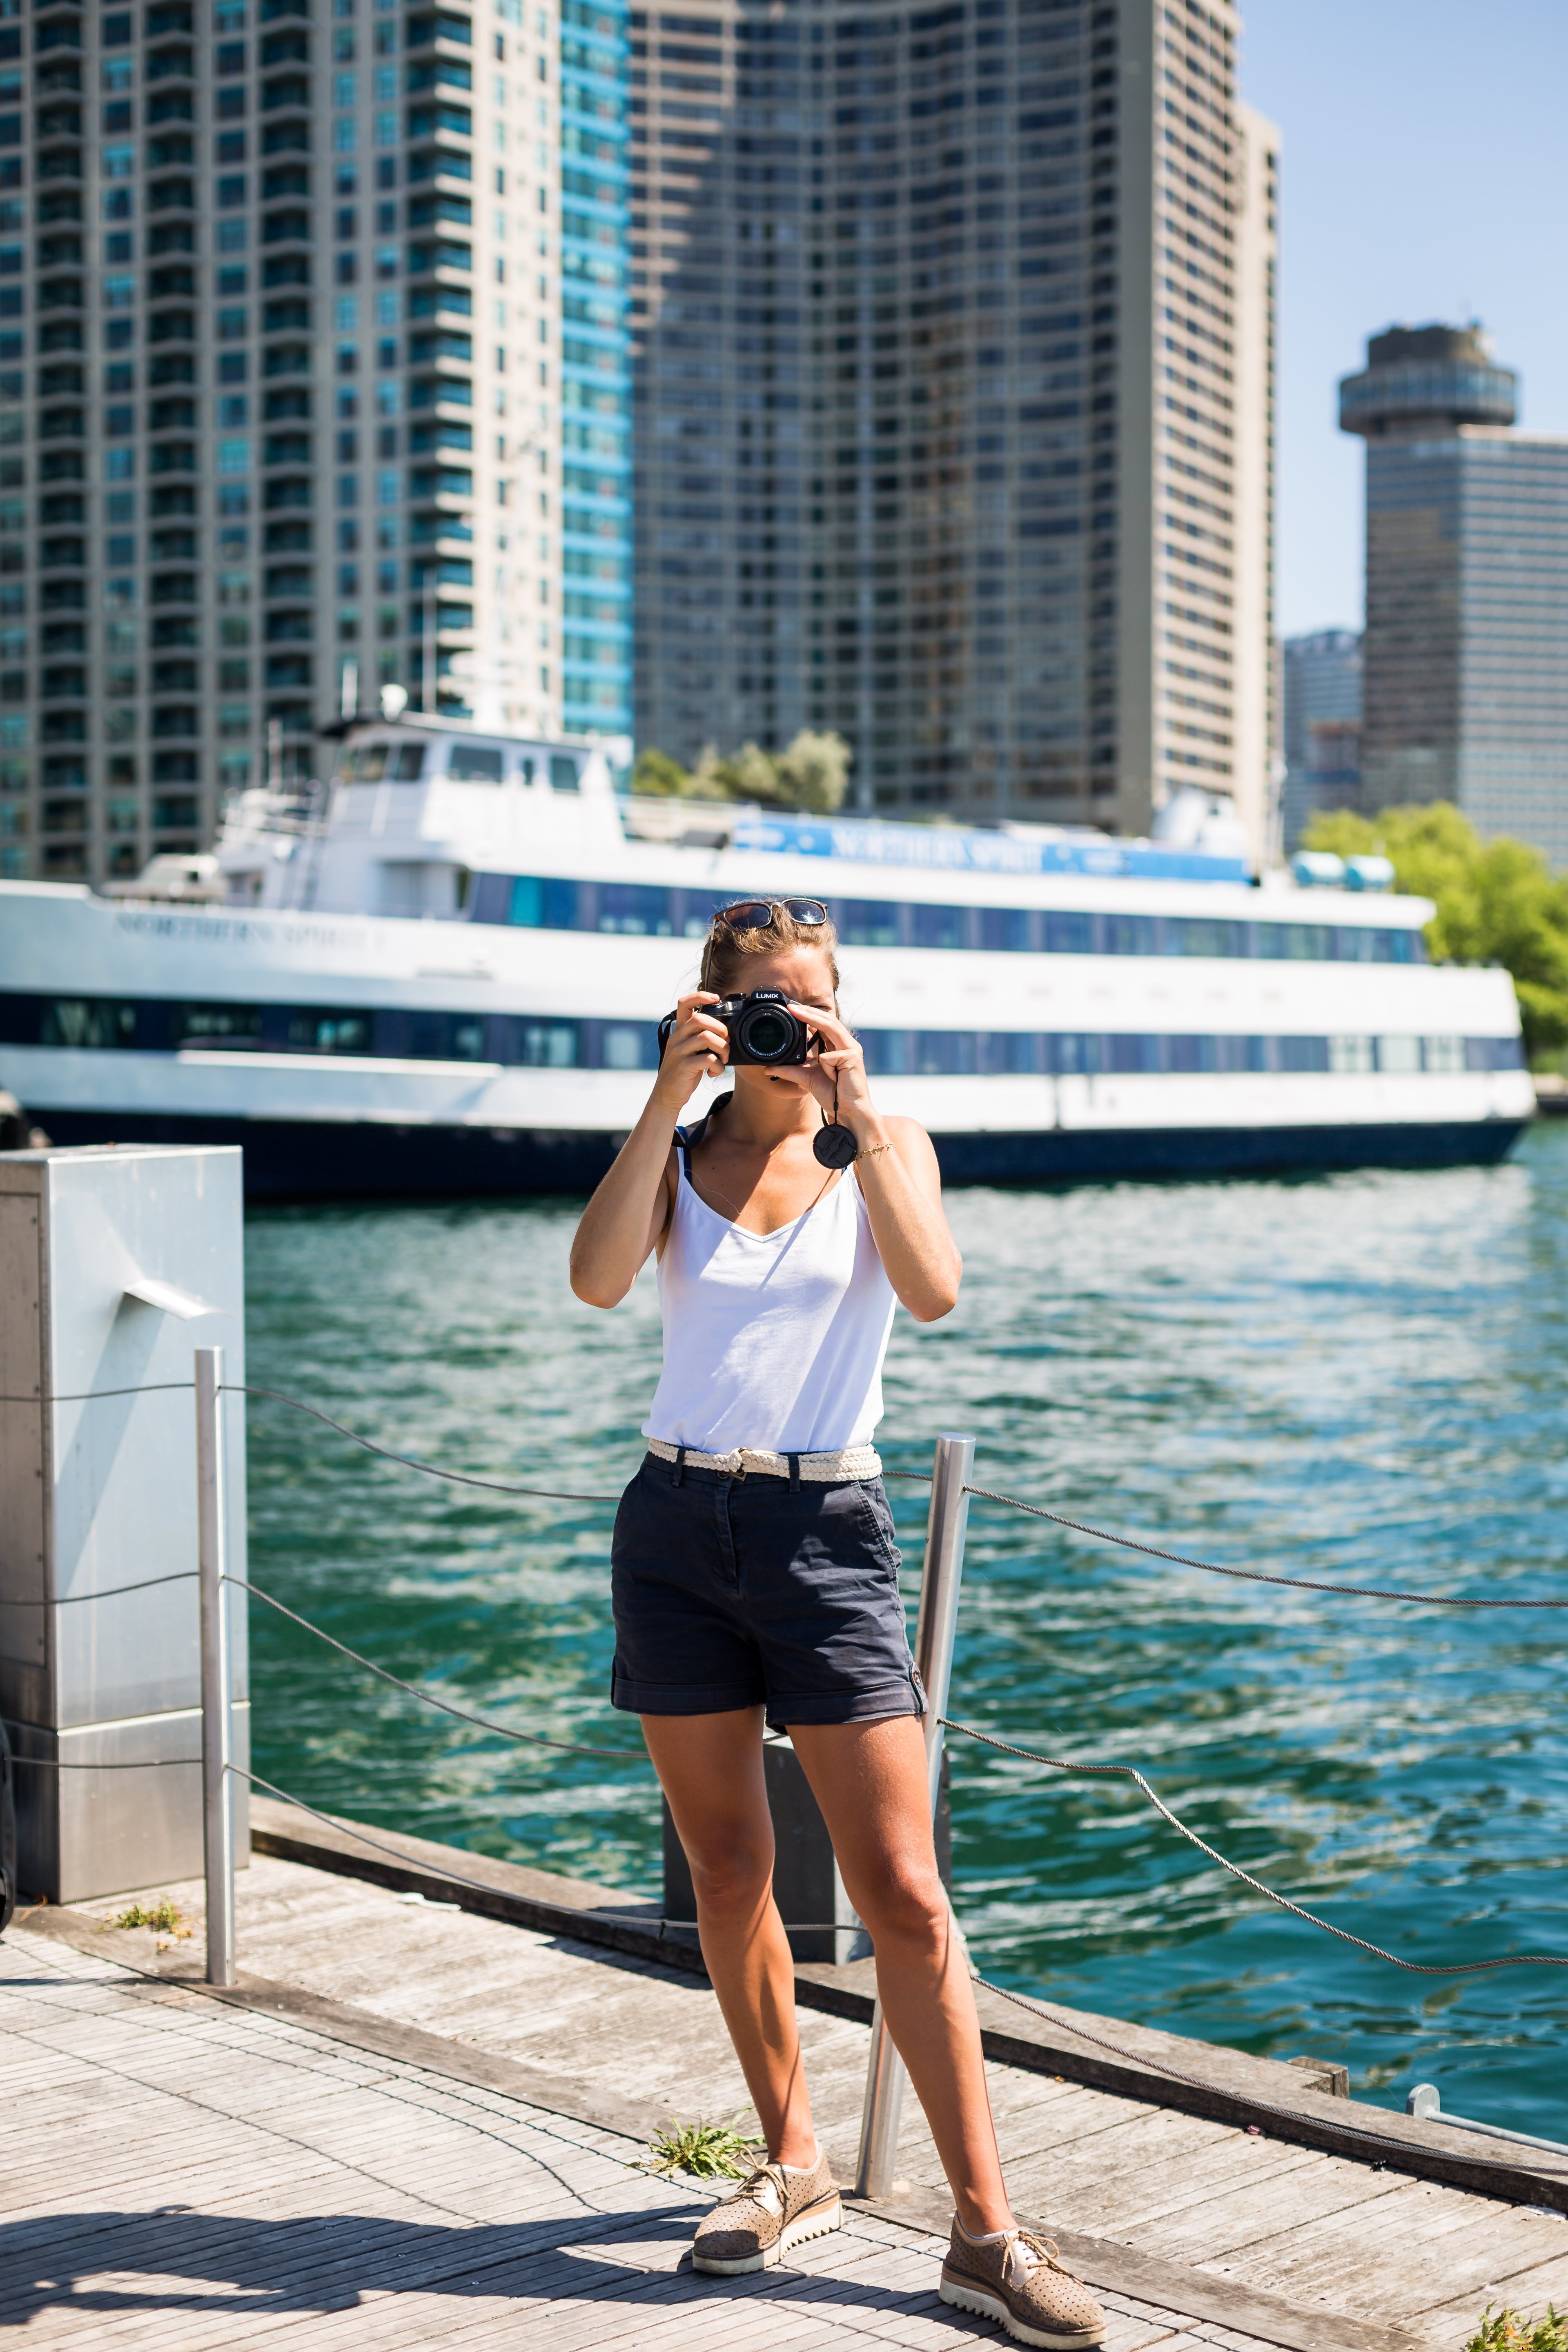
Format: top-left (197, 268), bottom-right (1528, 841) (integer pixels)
top-left (654, 991), bottom-right (730, 1112)
top-left (572, 993), bottom-right (729, 1305)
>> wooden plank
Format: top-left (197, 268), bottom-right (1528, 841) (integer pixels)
top-left (1196, 2179), bottom-right (1568, 2320)
top-left (238, 1798), bottom-right (1568, 2218)
top-left (858, 2185), bottom-right (1419, 2352)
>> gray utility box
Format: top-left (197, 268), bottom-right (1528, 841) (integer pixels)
top-left (0, 1144), bottom-right (250, 1904)
top-left (663, 1733), bottom-right (950, 1967)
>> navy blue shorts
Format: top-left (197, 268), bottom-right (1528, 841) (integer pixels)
top-left (610, 1453), bottom-right (924, 1733)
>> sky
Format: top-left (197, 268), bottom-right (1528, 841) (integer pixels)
top-left (1239, 0), bottom-right (1568, 639)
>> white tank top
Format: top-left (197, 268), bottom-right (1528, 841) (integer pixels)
top-left (642, 1136), bottom-right (898, 1454)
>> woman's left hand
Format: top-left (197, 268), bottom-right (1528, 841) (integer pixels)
top-left (788, 1002), bottom-right (879, 1135)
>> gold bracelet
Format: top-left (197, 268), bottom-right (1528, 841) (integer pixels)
top-left (855, 1140), bottom-right (893, 1163)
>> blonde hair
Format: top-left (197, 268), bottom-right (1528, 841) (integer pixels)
top-left (699, 904), bottom-right (841, 998)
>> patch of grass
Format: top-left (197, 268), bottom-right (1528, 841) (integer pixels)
top-left (1467, 2306), bottom-right (1568, 2352)
top-left (109, 1896), bottom-right (190, 1938)
top-left (644, 2114), bottom-right (764, 2182)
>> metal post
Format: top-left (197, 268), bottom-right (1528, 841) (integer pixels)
top-left (195, 1346), bottom-right (236, 1987)
top-left (855, 1432), bottom-right (975, 2199)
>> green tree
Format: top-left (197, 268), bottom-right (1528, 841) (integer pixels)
top-left (772, 729), bottom-right (852, 815)
top-left (690, 730), bottom-right (853, 814)
top-left (630, 747), bottom-right (693, 798)
top-left (1304, 802), bottom-right (1568, 1058)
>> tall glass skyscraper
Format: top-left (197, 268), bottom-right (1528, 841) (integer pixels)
top-left (1341, 321), bottom-right (1568, 866)
top-left (0, 0), bottom-right (631, 889)
top-left (629, 0), bottom-right (1278, 858)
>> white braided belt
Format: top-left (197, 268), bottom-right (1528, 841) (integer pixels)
top-left (646, 1437), bottom-right (882, 1483)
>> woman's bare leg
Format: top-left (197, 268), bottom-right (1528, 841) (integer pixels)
top-left (789, 1715), bottom-right (1013, 2235)
top-left (641, 1708), bottom-right (819, 2167)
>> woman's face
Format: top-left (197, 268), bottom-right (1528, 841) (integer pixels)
top-left (723, 944), bottom-right (837, 1091)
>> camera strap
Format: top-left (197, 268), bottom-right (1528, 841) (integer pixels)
top-left (813, 1076), bottom-right (858, 1170)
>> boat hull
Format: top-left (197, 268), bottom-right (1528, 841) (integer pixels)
top-left (31, 1105), bottom-right (1528, 1200)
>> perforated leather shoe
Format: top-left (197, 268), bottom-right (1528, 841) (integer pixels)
top-left (940, 2220), bottom-right (1107, 2348)
top-left (690, 2148), bottom-right (842, 2275)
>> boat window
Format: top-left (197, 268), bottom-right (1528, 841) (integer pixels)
top-left (505, 875), bottom-right (581, 928)
top-left (601, 1021), bottom-right (654, 1070)
top-left (40, 998), bottom-right (137, 1049)
top-left (0, 990), bottom-right (1522, 1078)
top-left (1424, 1035), bottom-right (1466, 1074)
top-left (341, 745), bottom-right (388, 783)
top-left (520, 755), bottom-right (536, 785)
top-left (549, 754), bottom-right (580, 793)
top-left (837, 898), bottom-right (904, 948)
top-left (389, 744), bottom-right (425, 780)
top-left (447, 744), bottom-right (504, 783)
top-left (287, 1011), bottom-right (372, 1055)
top-left (468, 873), bottom-right (1432, 967)
top-left (1104, 915), bottom-right (1159, 957)
top-left (1276, 925), bottom-right (1334, 962)
top-left (1171, 918), bottom-right (1247, 958)
top-left (913, 903), bottom-right (969, 952)
top-left (1278, 1036), bottom-right (1331, 1072)
top-left (403, 1011), bottom-right (487, 1060)
top-left (1043, 911), bottom-right (1095, 955)
top-left (978, 907), bottom-right (1035, 953)
top-left (173, 1004), bottom-right (263, 1047)
top-left (599, 882), bottom-right (672, 935)
top-left (517, 1020), bottom-right (577, 1067)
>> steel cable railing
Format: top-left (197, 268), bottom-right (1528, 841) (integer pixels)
top-left (939, 1715), bottom-right (1568, 1975)
top-left (12, 1373), bottom-right (1567, 1991)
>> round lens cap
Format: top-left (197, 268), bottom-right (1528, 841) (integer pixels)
top-left (813, 1121), bottom-right (859, 1169)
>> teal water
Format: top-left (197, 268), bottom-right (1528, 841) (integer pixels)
top-left (244, 1126), bottom-right (1568, 2138)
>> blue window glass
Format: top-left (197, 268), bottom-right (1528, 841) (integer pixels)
top-left (1104, 915), bottom-right (1158, 957)
top-left (914, 1030), bottom-right (978, 1074)
top-left (1044, 911), bottom-right (1095, 954)
top-left (835, 897), bottom-right (902, 947)
top-left (979, 906), bottom-right (1035, 953)
top-left (597, 1020), bottom-right (658, 1070)
top-left (977, 1030), bottom-right (1041, 1074)
top-left (599, 882), bottom-right (671, 935)
top-left (1165, 1034), bottom-right (1217, 1073)
top-left (518, 1020), bottom-right (578, 1067)
top-left (913, 903), bottom-right (969, 952)
top-left (1278, 1036), bottom-right (1330, 1072)
top-left (1108, 1033), bottom-right (1160, 1073)
top-left (860, 1029), bottom-right (911, 1076)
top-left (1054, 1033), bottom-right (1103, 1075)
top-left (404, 1011), bottom-right (487, 1060)
top-left (507, 875), bottom-right (582, 929)
top-left (1171, 918), bottom-right (1246, 958)
top-left (1274, 925), bottom-right (1334, 962)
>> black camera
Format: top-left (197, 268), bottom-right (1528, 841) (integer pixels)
top-left (657, 990), bottom-right (814, 1067)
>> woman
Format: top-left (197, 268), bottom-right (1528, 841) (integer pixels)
top-left (570, 898), bottom-right (1105, 2350)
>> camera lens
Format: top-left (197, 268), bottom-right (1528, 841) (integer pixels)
top-left (739, 1005), bottom-right (795, 1061)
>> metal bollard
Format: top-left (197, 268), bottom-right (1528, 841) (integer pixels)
top-left (195, 1346), bottom-right (236, 1987)
top-left (855, 1431), bottom-right (975, 2199)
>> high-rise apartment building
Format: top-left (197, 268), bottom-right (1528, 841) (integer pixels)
top-left (0, 0), bottom-right (631, 888)
top-left (630, 0), bottom-right (1278, 860)
top-left (1280, 624), bottom-right (1360, 851)
top-left (1341, 321), bottom-right (1568, 865)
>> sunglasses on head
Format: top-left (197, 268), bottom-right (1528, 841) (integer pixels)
top-left (713, 898), bottom-right (829, 932)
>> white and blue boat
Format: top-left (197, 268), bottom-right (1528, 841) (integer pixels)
top-left (0, 715), bottom-right (1532, 1195)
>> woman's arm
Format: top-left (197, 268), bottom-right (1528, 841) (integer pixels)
top-left (568, 993), bottom-right (729, 1308)
top-left (792, 1003), bottom-right (962, 1323)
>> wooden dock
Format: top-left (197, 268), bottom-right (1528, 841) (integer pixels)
top-left (4, 1800), bottom-right (1567, 2351)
